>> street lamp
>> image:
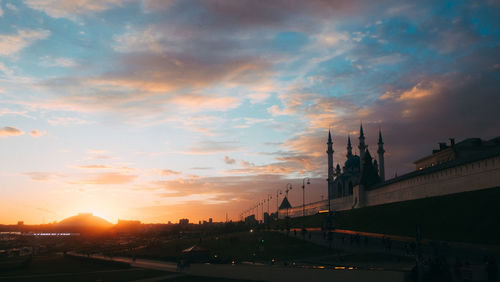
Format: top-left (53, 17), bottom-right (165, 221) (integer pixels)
top-left (302, 178), bottom-right (310, 217)
top-left (261, 199), bottom-right (264, 223)
top-left (267, 194), bottom-right (271, 214)
top-left (285, 183), bottom-right (292, 196)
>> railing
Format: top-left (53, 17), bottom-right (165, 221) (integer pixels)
top-left (278, 200), bottom-right (329, 218)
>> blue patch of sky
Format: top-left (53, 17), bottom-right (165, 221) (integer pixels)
top-left (0, 1), bottom-right (41, 33)
top-left (272, 31), bottom-right (309, 53)
top-left (7, 11), bottom-right (126, 78)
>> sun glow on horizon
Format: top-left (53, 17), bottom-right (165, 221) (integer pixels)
top-left (1, 1), bottom-right (499, 225)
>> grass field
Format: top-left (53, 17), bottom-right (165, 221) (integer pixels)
top-left (0, 255), bottom-right (170, 282)
top-left (198, 230), bottom-right (339, 263)
top-left (113, 230), bottom-right (339, 264)
top-left (283, 186), bottom-right (500, 245)
top-left (0, 255), bottom-right (259, 282)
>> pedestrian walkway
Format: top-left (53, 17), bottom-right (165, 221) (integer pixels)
top-left (67, 251), bottom-right (406, 282)
top-left (282, 228), bottom-right (498, 281)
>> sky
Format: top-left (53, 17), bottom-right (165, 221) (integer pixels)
top-left (1, 0), bottom-right (499, 224)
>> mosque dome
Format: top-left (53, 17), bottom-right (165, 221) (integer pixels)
top-left (344, 155), bottom-right (360, 169)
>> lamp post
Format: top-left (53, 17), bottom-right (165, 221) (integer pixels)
top-left (261, 200), bottom-right (264, 223)
top-left (302, 178), bottom-right (310, 217)
top-left (285, 183), bottom-right (292, 197)
top-left (255, 204), bottom-right (258, 223)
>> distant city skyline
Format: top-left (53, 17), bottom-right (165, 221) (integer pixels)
top-left (1, 0), bottom-right (499, 224)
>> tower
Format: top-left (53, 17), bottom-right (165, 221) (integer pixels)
top-left (327, 130), bottom-right (334, 201)
top-left (377, 129), bottom-right (385, 181)
top-left (358, 123), bottom-right (367, 175)
top-left (346, 135), bottom-right (353, 158)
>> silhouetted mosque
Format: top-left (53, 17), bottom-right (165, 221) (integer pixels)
top-left (327, 124), bottom-right (384, 200)
top-left (278, 124), bottom-right (500, 218)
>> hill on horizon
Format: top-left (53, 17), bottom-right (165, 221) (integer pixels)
top-left (57, 213), bottom-right (113, 229)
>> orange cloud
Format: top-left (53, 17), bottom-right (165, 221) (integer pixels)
top-left (171, 94), bottom-right (241, 112)
top-left (156, 169), bottom-right (182, 176)
top-left (29, 130), bottom-right (47, 138)
top-left (76, 164), bottom-right (135, 172)
top-left (224, 156), bottom-right (236, 164)
top-left (25, 0), bottom-right (127, 20)
top-left (69, 172), bottom-right (137, 185)
top-left (379, 81), bottom-right (441, 102)
top-left (398, 82), bottom-right (439, 101)
top-left (24, 172), bottom-right (64, 181)
top-left (0, 126), bottom-right (23, 137)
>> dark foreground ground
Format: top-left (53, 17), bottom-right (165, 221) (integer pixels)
top-left (0, 255), bottom-right (256, 282)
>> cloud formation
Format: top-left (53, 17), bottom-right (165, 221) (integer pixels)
top-left (0, 126), bottom-right (23, 137)
top-left (69, 172), bottom-right (137, 185)
top-left (29, 130), bottom-right (47, 138)
top-left (0, 29), bottom-right (50, 56)
top-left (1, 0), bottom-right (500, 223)
top-left (157, 169), bottom-right (182, 176)
top-left (223, 156), bottom-right (235, 165)
top-left (25, 0), bottom-right (128, 20)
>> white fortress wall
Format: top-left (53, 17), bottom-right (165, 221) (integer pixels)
top-left (281, 155), bottom-right (500, 219)
top-left (278, 195), bottom-right (353, 218)
top-left (278, 199), bottom-right (329, 218)
top-left (365, 155), bottom-right (500, 207)
top-left (330, 195), bottom-right (353, 212)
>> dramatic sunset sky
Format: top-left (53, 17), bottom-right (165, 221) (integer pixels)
top-left (1, 0), bottom-right (499, 224)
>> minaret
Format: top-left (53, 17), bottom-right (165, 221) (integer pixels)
top-left (358, 123), bottom-right (367, 176)
top-left (377, 129), bottom-right (386, 181)
top-left (327, 130), bottom-right (334, 201)
top-left (346, 135), bottom-right (353, 158)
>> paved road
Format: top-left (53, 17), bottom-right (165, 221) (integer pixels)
top-left (67, 252), bottom-right (407, 282)
top-left (183, 263), bottom-right (406, 282)
top-left (283, 228), bottom-right (496, 281)
top-left (289, 228), bottom-right (500, 260)
top-left (67, 252), bottom-right (178, 271)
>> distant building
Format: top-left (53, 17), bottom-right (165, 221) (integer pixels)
top-left (116, 219), bottom-right (141, 233)
top-left (244, 214), bottom-right (257, 224)
top-left (117, 219), bottom-right (141, 225)
top-left (263, 212), bottom-right (270, 224)
top-left (17, 221), bottom-right (24, 226)
top-left (414, 137), bottom-right (500, 170)
top-left (209, 218), bottom-right (213, 224)
top-left (179, 218), bottom-right (189, 225)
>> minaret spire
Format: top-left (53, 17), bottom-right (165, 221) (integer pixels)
top-left (358, 123), bottom-right (367, 175)
top-left (377, 128), bottom-right (385, 181)
top-left (327, 129), bottom-right (334, 202)
top-left (346, 135), bottom-right (353, 158)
